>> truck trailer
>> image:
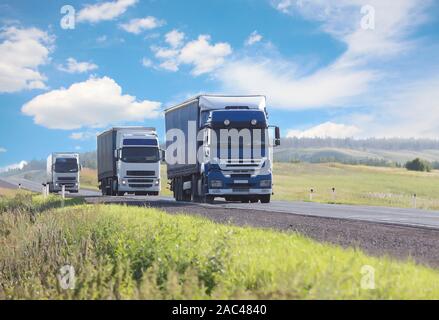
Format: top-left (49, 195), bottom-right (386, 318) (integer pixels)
top-left (46, 152), bottom-right (80, 193)
top-left (165, 95), bottom-right (280, 203)
top-left (97, 127), bottom-right (161, 196)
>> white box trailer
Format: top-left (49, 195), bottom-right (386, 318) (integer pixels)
top-left (46, 152), bottom-right (80, 193)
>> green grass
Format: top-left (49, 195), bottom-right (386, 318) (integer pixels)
top-left (273, 162), bottom-right (439, 210)
top-left (1, 194), bottom-right (439, 299)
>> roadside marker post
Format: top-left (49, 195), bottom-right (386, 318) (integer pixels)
top-left (310, 188), bottom-right (314, 201)
top-left (42, 185), bottom-right (47, 198)
top-left (61, 185), bottom-right (66, 207)
top-left (413, 194), bottom-right (417, 209)
top-left (332, 187), bottom-right (336, 201)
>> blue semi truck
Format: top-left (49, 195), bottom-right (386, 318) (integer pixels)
top-left (164, 95), bottom-right (280, 203)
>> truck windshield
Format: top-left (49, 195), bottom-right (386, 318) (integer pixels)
top-left (213, 128), bottom-right (267, 160)
top-left (54, 158), bottom-right (78, 173)
top-left (122, 147), bottom-right (160, 163)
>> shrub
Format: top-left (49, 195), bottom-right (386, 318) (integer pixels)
top-left (405, 158), bottom-right (432, 172)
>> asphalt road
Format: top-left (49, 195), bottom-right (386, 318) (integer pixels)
top-left (2, 175), bottom-right (439, 267)
top-left (1, 175), bottom-right (439, 230)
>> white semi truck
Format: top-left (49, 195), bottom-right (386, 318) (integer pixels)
top-left (46, 152), bottom-right (80, 193)
top-left (97, 127), bottom-right (161, 196)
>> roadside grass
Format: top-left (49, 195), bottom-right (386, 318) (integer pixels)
top-left (1, 197), bottom-right (439, 299)
top-left (273, 163), bottom-right (439, 210)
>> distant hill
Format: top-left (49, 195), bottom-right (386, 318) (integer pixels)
top-left (275, 138), bottom-right (439, 167)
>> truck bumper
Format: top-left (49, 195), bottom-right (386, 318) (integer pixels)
top-left (118, 179), bottom-right (160, 192)
top-left (208, 188), bottom-right (272, 196)
top-left (53, 183), bottom-right (79, 193)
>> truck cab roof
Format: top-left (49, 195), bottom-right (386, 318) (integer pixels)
top-left (165, 95), bottom-right (266, 113)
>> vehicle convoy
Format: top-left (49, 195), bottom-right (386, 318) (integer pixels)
top-left (46, 152), bottom-right (80, 193)
top-left (97, 127), bottom-right (161, 196)
top-left (165, 95), bottom-right (280, 203)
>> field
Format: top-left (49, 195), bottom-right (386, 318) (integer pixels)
top-left (80, 167), bottom-right (99, 190)
top-left (1, 191), bottom-right (439, 299)
top-left (273, 163), bottom-right (439, 210)
top-left (81, 162), bottom-right (439, 210)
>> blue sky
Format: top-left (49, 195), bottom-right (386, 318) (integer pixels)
top-left (1, 0), bottom-right (439, 168)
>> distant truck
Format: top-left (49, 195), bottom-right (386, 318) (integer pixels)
top-left (97, 127), bottom-right (161, 196)
top-left (165, 95), bottom-right (280, 203)
top-left (46, 152), bottom-right (80, 193)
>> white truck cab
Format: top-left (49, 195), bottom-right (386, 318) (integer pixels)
top-left (46, 152), bottom-right (80, 193)
top-left (97, 127), bottom-right (161, 196)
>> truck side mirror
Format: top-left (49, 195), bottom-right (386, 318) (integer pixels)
top-left (114, 149), bottom-right (118, 159)
top-left (274, 126), bottom-right (281, 146)
top-left (161, 149), bottom-right (166, 162)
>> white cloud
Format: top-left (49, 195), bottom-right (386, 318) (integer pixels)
top-left (346, 76), bottom-right (439, 138)
top-left (97, 35), bottom-right (107, 43)
top-left (21, 76), bottom-right (161, 130)
top-left (165, 29), bottom-right (185, 48)
top-left (0, 26), bottom-right (53, 93)
top-left (216, 0), bottom-right (430, 110)
top-left (77, 0), bottom-right (137, 23)
top-left (287, 122), bottom-right (361, 138)
top-left (58, 57), bottom-right (98, 74)
top-left (119, 16), bottom-right (165, 34)
top-left (216, 57), bottom-right (375, 109)
top-left (245, 31), bottom-right (263, 46)
top-left (141, 57), bottom-right (153, 68)
top-left (153, 34), bottom-right (232, 76)
top-left (0, 147), bottom-right (6, 153)
top-left (69, 131), bottom-right (97, 140)
top-left (0, 160), bottom-right (27, 173)
top-left (271, 0), bottom-right (430, 63)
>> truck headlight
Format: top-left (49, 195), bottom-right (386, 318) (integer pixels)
top-left (210, 180), bottom-right (223, 188)
top-left (154, 179), bottom-right (160, 185)
top-left (260, 180), bottom-right (272, 187)
top-left (122, 179), bottom-right (127, 185)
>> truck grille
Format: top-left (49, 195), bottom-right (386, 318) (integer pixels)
top-left (231, 174), bottom-right (251, 178)
top-left (59, 177), bottom-right (76, 181)
top-left (128, 179), bottom-right (154, 183)
top-left (129, 184), bottom-right (153, 188)
top-left (126, 170), bottom-right (155, 177)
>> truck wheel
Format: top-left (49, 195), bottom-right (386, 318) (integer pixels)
top-left (260, 195), bottom-right (271, 203)
top-left (175, 178), bottom-right (184, 201)
top-left (205, 195), bottom-right (215, 204)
